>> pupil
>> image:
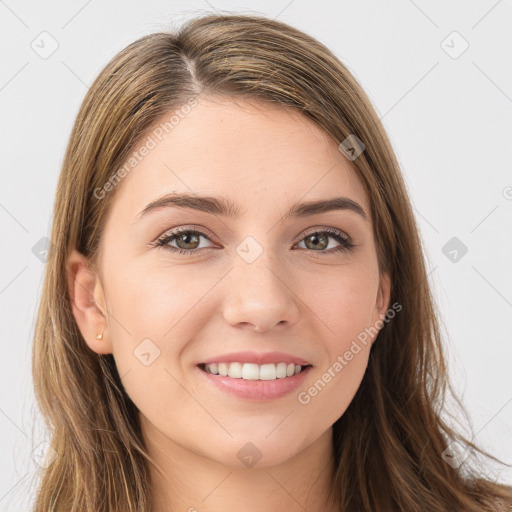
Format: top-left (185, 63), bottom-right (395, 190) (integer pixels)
top-left (179, 233), bottom-right (198, 248)
top-left (308, 234), bottom-right (327, 250)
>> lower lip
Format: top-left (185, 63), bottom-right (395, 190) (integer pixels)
top-left (197, 365), bottom-right (313, 402)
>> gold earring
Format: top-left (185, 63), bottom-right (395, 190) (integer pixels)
top-left (96, 331), bottom-right (104, 340)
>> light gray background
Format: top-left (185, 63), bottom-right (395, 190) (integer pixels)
top-left (1, 1), bottom-right (511, 509)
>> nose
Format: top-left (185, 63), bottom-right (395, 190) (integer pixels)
top-left (222, 252), bottom-right (300, 333)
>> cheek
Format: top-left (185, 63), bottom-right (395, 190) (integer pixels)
top-left (311, 262), bottom-right (380, 341)
top-left (103, 260), bottom-right (222, 401)
top-left (304, 343), bottom-right (371, 428)
top-left (299, 267), bottom-right (377, 419)
top-left (105, 258), bottom-right (219, 340)
top-left (301, 311), bottom-right (374, 426)
top-left (102, 261), bottom-right (209, 429)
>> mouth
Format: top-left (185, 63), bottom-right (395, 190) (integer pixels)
top-left (197, 361), bottom-right (314, 401)
top-left (197, 362), bottom-right (313, 380)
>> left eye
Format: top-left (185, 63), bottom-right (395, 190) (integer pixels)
top-left (153, 227), bottom-right (354, 255)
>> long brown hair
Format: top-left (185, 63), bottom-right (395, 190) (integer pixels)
top-left (32, 12), bottom-right (512, 511)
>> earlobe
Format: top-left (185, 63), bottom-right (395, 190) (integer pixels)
top-left (66, 249), bottom-right (113, 354)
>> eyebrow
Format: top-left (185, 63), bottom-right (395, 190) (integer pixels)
top-left (137, 193), bottom-right (368, 221)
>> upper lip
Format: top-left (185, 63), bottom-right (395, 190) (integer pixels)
top-left (198, 351), bottom-right (313, 366)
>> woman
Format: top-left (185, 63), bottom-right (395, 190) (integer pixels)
top-left (32, 12), bottom-right (511, 512)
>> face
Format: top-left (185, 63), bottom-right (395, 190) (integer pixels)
top-left (69, 95), bottom-right (390, 469)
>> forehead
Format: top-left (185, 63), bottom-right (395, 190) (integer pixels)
top-left (107, 96), bottom-right (370, 220)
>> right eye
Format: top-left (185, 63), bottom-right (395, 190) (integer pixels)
top-left (153, 228), bottom-right (216, 255)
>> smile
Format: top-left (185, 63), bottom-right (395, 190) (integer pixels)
top-left (199, 361), bottom-right (310, 380)
top-left (197, 363), bottom-right (313, 401)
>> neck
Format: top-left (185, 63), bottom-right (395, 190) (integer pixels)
top-left (140, 414), bottom-right (339, 512)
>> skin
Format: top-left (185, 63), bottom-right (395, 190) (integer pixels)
top-left (68, 95), bottom-right (391, 512)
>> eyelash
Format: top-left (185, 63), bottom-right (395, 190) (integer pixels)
top-left (151, 226), bottom-right (355, 256)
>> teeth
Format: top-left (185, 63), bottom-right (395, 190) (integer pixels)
top-left (203, 362), bottom-right (306, 380)
top-left (228, 362), bottom-right (242, 378)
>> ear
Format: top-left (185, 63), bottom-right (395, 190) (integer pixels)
top-left (66, 248), bottom-right (112, 354)
top-left (372, 271), bottom-right (392, 326)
